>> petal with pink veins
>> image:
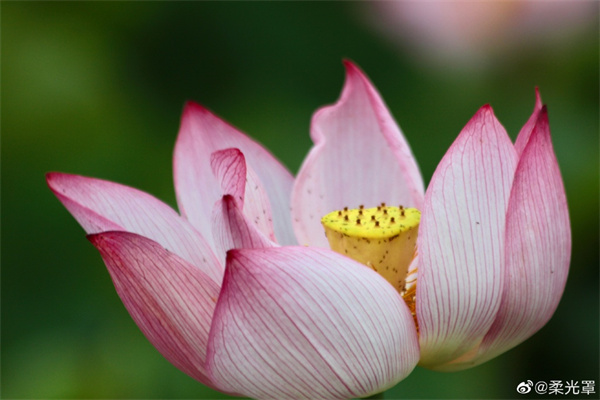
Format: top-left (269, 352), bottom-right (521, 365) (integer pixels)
top-left (417, 105), bottom-right (517, 369)
top-left (88, 231), bottom-right (221, 389)
top-left (469, 108), bottom-right (571, 368)
top-left (210, 148), bottom-right (277, 243)
top-left (174, 103), bottom-right (296, 246)
top-left (292, 61), bottom-right (425, 247)
top-left (47, 173), bottom-right (222, 283)
top-left (210, 148), bottom-right (247, 206)
top-left (211, 195), bottom-right (276, 257)
top-left (514, 88), bottom-right (543, 158)
top-left (206, 247), bottom-right (419, 399)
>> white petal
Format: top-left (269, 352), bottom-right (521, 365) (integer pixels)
top-left (89, 231), bottom-right (220, 388)
top-left (211, 194), bottom-right (276, 257)
top-left (174, 103), bottom-right (296, 246)
top-left (47, 172), bottom-right (222, 283)
top-left (206, 247), bottom-right (419, 399)
top-left (474, 108), bottom-right (571, 366)
top-left (210, 148), bottom-right (277, 243)
top-left (417, 105), bottom-right (517, 369)
top-left (292, 61), bottom-right (424, 247)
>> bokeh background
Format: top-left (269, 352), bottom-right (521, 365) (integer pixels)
top-left (3, 2), bottom-right (598, 399)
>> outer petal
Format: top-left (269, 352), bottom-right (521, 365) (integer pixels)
top-left (472, 108), bottom-right (571, 367)
top-left (206, 247), bottom-right (419, 399)
top-left (47, 173), bottom-right (222, 283)
top-left (174, 103), bottom-right (296, 246)
top-left (210, 148), bottom-right (276, 243)
top-left (417, 106), bottom-right (517, 369)
top-left (514, 88), bottom-right (543, 157)
top-left (292, 61), bottom-right (425, 247)
top-left (88, 231), bottom-right (220, 388)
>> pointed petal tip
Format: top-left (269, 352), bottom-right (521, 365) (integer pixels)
top-left (46, 171), bottom-right (60, 190)
top-left (468, 104), bottom-right (496, 124)
top-left (225, 248), bottom-right (235, 260)
top-left (46, 171), bottom-right (71, 187)
top-left (463, 104), bottom-right (498, 132)
top-left (222, 193), bottom-right (235, 202)
top-left (220, 193), bottom-right (238, 209)
top-left (479, 103), bottom-right (494, 113)
top-left (341, 60), bottom-right (371, 86)
top-left (180, 101), bottom-right (214, 124)
top-left (339, 60), bottom-right (374, 93)
top-left (534, 87), bottom-right (543, 106)
top-left (46, 172), bottom-right (89, 199)
top-left (225, 247), bottom-right (242, 265)
top-left (46, 171), bottom-right (58, 182)
top-left (342, 59), bottom-right (360, 73)
top-left (47, 171), bottom-right (97, 195)
top-left (183, 100), bottom-right (205, 112)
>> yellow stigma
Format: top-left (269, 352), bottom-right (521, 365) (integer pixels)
top-left (321, 204), bottom-right (420, 293)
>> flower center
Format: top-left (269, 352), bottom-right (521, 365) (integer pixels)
top-left (321, 203), bottom-right (420, 293)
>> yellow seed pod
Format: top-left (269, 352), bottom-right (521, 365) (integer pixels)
top-left (321, 204), bottom-right (420, 292)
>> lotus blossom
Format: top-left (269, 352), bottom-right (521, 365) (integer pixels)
top-left (48, 61), bottom-right (570, 398)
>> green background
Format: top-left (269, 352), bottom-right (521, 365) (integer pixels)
top-left (3, 2), bottom-right (598, 399)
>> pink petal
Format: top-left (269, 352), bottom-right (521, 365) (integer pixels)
top-left (473, 108), bottom-right (571, 366)
top-left (210, 148), bottom-right (276, 243)
top-left (514, 88), bottom-right (543, 157)
top-left (292, 61), bottom-right (425, 247)
top-left (211, 195), bottom-right (276, 257)
top-left (88, 231), bottom-right (221, 388)
top-left (173, 103), bottom-right (296, 246)
top-left (210, 148), bottom-right (247, 206)
top-left (417, 105), bottom-right (518, 369)
top-left (206, 247), bottom-right (419, 399)
top-left (47, 173), bottom-right (223, 283)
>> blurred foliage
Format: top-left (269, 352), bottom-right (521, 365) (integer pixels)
top-left (2, 2), bottom-right (598, 399)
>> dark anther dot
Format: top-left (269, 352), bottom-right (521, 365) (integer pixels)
top-left (375, 221), bottom-right (380, 227)
top-left (356, 219), bottom-right (361, 225)
top-left (390, 217), bottom-right (395, 223)
top-left (343, 206), bottom-right (348, 212)
top-left (371, 215), bottom-right (376, 221)
top-left (344, 215), bottom-right (349, 221)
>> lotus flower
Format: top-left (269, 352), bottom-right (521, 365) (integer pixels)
top-left (48, 61), bottom-right (570, 398)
